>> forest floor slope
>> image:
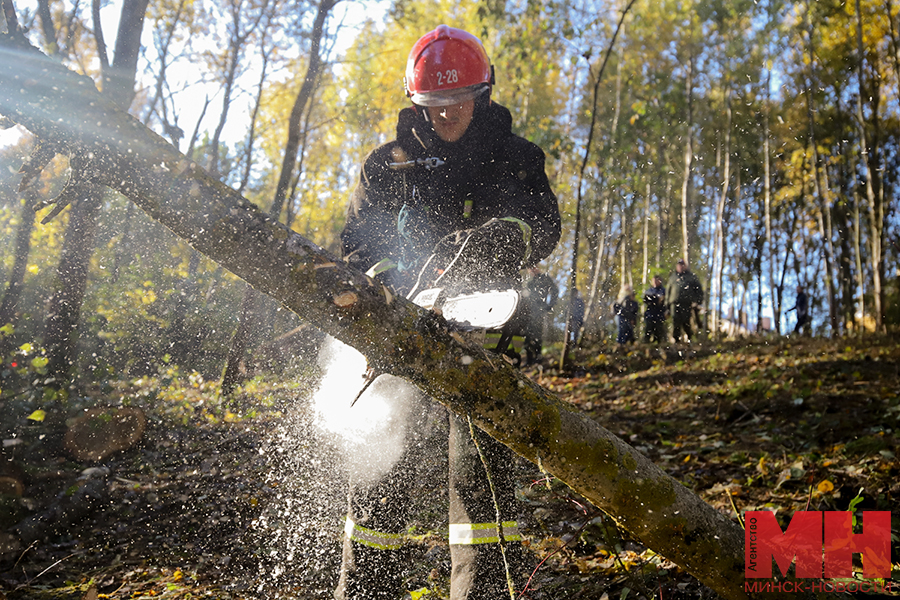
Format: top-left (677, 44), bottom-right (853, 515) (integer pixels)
top-left (0, 334), bottom-right (898, 599)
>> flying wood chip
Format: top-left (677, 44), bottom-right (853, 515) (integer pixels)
top-left (332, 291), bottom-right (358, 307)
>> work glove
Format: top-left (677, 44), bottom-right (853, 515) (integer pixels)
top-left (431, 218), bottom-right (531, 289)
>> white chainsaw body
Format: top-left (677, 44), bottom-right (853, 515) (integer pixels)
top-left (411, 287), bottom-right (519, 330)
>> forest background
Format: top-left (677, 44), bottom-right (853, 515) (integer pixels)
top-left (0, 0), bottom-right (898, 385)
top-left (0, 0), bottom-right (899, 598)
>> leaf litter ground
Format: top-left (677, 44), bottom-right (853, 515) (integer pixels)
top-left (1, 335), bottom-right (898, 599)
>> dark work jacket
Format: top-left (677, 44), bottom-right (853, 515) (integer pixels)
top-left (666, 270), bottom-right (703, 312)
top-left (614, 297), bottom-right (639, 325)
top-left (341, 102), bottom-right (561, 292)
top-left (643, 284), bottom-right (666, 321)
top-left (791, 291), bottom-right (809, 319)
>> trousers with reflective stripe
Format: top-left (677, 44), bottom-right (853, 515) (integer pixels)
top-left (335, 402), bottom-right (527, 600)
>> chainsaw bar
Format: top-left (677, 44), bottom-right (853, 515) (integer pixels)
top-left (411, 288), bottom-right (519, 330)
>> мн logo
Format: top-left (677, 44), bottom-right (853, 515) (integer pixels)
top-left (745, 510), bottom-right (891, 579)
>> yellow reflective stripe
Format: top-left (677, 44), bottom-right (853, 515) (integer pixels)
top-left (449, 521), bottom-right (521, 545)
top-left (483, 333), bottom-right (523, 352)
top-left (344, 517), bottom-right (403, 550)
top-left (483, 332), bottom-right (502, 350)
top-left (463, 198), bottom-right (473, 218)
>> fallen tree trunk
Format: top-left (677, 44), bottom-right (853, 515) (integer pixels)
top-left (0, 31), bottom-right (808, 600)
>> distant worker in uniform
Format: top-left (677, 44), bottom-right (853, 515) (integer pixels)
top-left (666, 258), bottom-right (703, 342)
top-left (568, 288), bottom-right (585, 344)
top-left (787, 284), bottom-right (809, 335)
top-left (613, 285), bottom-right (639, 345)
top-left (521, 266), bottom-right (558, 365)
top-left (642, 274), bottom-right (667, 344)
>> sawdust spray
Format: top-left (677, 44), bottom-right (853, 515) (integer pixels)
top-left (251, 336), bottom-right (427, 598)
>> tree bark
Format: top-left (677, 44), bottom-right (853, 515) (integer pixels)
top-left (763, 53), bottom-right (778, 333)
top-left (711, 85), bottom-right (732, 338)
top-left (0, 189), bottom-right (37, 333)
top-left (2, 30), bottom-right (832, 600)
top-left (802, 0), bottom-right (840, 336)
top-left (680, 48), bottom-right (695, 265)
top-left (854, 0), bottom-right (884, 332)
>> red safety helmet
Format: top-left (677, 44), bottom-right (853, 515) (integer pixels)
top-left (404, 25), bottom-right (494, 107)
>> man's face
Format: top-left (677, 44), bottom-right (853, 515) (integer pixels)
top-left (428, 99), bottom-right (475, 142)
top-left (676, 262), bottom-right (684, 273)
top-left (653, 276), bottom-right (662, 287)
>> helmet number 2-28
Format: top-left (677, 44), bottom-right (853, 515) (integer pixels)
top-left (436, 69), bottom-right (459, 87)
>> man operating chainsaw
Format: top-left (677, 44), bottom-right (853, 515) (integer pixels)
top-left (335, 24), bottom-right (560, 600)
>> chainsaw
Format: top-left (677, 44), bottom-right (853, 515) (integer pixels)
top-left (404, 225), bottom-right (521, 330)
top-left (349, 232), bottom-right (522, 406)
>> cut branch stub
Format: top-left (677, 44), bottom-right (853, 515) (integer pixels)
top-left (17, 139), bottom-right (60, 192)
top-left (34, 152), bottom-right (99, 223)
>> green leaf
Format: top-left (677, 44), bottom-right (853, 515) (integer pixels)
top-left (31, 356), bottom-right (49, 369)
top-left (848, 488), bottom-right (865, 527)
top-left (19, 342), bottom-right (33, 354)
top-left (27, 409), bottom-right (46, 422)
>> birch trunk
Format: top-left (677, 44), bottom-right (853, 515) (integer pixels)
top-left (802, 0), bottom-right (840, 336)
top-left (711, 86), bottom-right (732, 338)
top-left (855, 0), bottom-right (884, 332)
top-left (680, 49), bottom-right (695, 265)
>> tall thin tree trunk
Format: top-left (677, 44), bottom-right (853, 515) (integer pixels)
top-left (0, 190), bottom-right (37, 332)
top-left (582, 55), bottom-right (623, 340)
top-left (885, 0), bottom-right (900, 101)
top-left (44, 193), bottom-right (103, 381)
top-left (641, 181), bottom-right (650, 285)
top-left (855, 0), bottom-right (884, 332)
top-left (0, 0), bottom-right (63, 338)
top-left (207, 0), bottom-right (270, 176)
top-left (2, 0), bottom-right (57, 346)
top-left (582, 193), bottom-right (612, 339)
top-left (850, 152), bottom-right (866, 334)
top-left (763, 2), bottom-right (778, 333)
top-left (42, 0), bottom-right (149, 386)
top-left (560, 0), bottom-right (635, 369)
top-left (711, 86), bottom-right (732, 338)
top-left (680, 49), bottom-right (695, 265)
top-left (657, 146), bottom-right (672, 272)
top-left (802, 0), bottom-right (840, 336)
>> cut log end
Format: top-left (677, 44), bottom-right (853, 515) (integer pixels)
top-left (64, 407), bottom-right (146, 462)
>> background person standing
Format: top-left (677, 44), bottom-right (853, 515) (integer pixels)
top-left (642, 274), bottom-right (667, 344)
top-left (613, 285), bottom-right (639, 345)
top-left (787, 284), bottom-right (809, 335)
top-left (666, 258), bottom-right (703, 342)
top-left (521, 266), bottom-right (558, 365)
